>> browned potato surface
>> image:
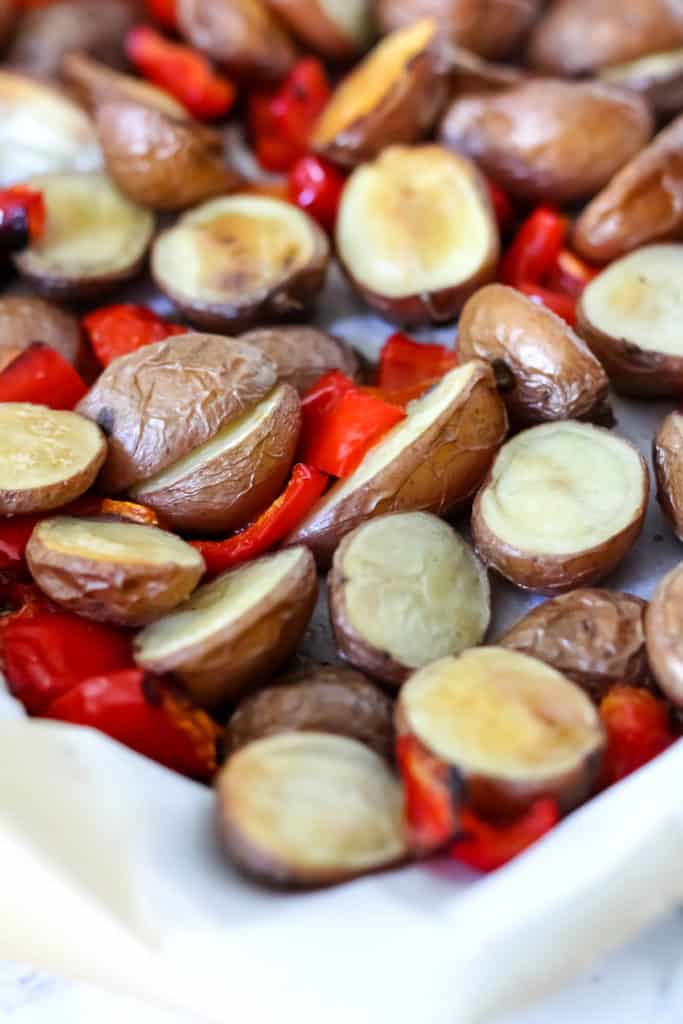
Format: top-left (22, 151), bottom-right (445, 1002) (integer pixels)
top-left (62, 52), bottom-right (186, 117)
top-left (472, 422), bottom-right (649, 594)
top-left (266, 0), bottom-right (375, 59)
top-left (0, 296), bottom-right (83, 373)
top-left (336, 145), bottom-right (499, 325)
top-left (239, 326), bottom-right (359, 394)
top-left (601, 48), bottom-right (683, 116)
top-left (654, 411), bottom-right (683, 540)
top-left (458, 285), bottom-right (610, 425)
top-left (646, 561), bottom-right (683, 706)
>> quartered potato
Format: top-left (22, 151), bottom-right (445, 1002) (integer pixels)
top-left (646, 561), bottom-right (683, 706)
top-left (152, 196), bottom-right (330, 332)
top-left (0, 296), bottom-right (83, 373)
top-left (239, 326), bottom-right (359, 394)
top-left (329, 512), bottom-right (490, 687)
top-left (287, 360), bottom-right (508, 565)
top-left (135, 546), bottom-right (318, 709)
top-left (0, 403), bottom-right (106, 515)
top-left (439, 79), bottom-right (653, 205)
top-left (601, 48), bottom-right (683, 117)
top-left (216, 732), bottom-right (407, 887)
top-left (13, 173), bottom-right (155, 301)
top-left (576, 245), bottom-right (683, 396)
top-left (337, 145), bottom-right (499, 325)
top-left (266, 0), bottom-right (375, 60)
top-left (654, 411), bottom-right (683, 540)
top-left (458, 285), bottom-right (611, 426)
top-left (26, 517), bottom-right (205, 626)
top-left (472, 422), bottom-right (649, 594)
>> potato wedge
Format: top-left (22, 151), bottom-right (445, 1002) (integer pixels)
top-left (654, 411), bottom-right (683, 540)
top-left (152, 195), bottom-right (330, 333)
top-left (458, 284), bottom-right (611, 425)
top-left (329, 512), bottom-right (490, 687)
top-left (0, 296), bottom-right (83, 373)
top-left (646, 561), bottom-right (683, 706)
top-left (13, 173), bottom-right (154, 301)
top-left (0, 403), bottom-right (106, 515)
top-left (216, 732), bottom-right (406, 888)
top-left (576, 244), bottom-right (683, 396)
top-left (238, 326), bottom-right (359, 394)
top-left (439, 79), bottom-right (653, 205)
top-left (500, 589), bottom-right (651, 701)
top-left (62, 52), bottom-right (186, 118)
top-left (337, 145), bottom-right (498, 325)
top-left (77, 333), bottom-right (277, 494)
top-left (601, 48), bottom-right (683, 117)
top-left (226, 664), bottom-right (395, 758)
top-left (472, 422), bottom-right (649, 594)
top-left (311, 19), bottom-right (449, 167)
top-left (265, 0), bottom-right (375, 60)
top-left (287, 360), bottom-right (507, 566)
top-left (26, 516), bottom-right (205, 626)
top-left (135, 546), bottom-right (318, 709)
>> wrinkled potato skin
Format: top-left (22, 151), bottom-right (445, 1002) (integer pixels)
top-left (646, 562), bottom-right (683, 706)
top-left (500, 589), bottom-right (651, 700)
top-left (440, 79), bottom-right (653, 205)
top-left (0, 296), bottom-right (83, 372)
top-left (266, 0), bottom-right (375, 60)
top-left (239, 326), bottom-right (359, 394)
top-left (654, 412), bottom-right (683, 540)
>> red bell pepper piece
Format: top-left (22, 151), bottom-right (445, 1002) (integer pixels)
top-left (288, 155), bottom-right (346, 232)
top-left (126, 26), bottom-right (236, 120)
top-left (83, 304), bottom-right (186, 368)
top-left (192, 462), bottom-right (327, 577)
top-left (0, 517), bottom-right (41, 575)
top-left (0, 185), bottom-right (46, 251)
top-left (599, 685), bottom-right (675, 788)
top-left (302, 388), bottom-right (405, 477)
top-left (378, 333), bottom-right (457, 391)
top-left (145, 0), bottom-right (176, 29)
top-left (248, 59), bottom-right (331, 173)
top-left (450, 798), bottom-right (560, 872)
top-left (396, 734), bottom-right (459, 854)
top-left (301, 369), bottom-right (355, 424)
top-left (0, 343), bottom-right (87, 409)
top-left (516, 283), bottom-right (578, 327)
top-left (545, 248), bottom-right (599, 299)
top-left (485, 177), bottom-right (514, 233)
top-left (500, 206), bottom-right (567, 287)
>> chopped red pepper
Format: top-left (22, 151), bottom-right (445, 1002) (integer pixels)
top-left (126, 26), bottom-right (236, 120)
top-left (396, 734), bottom-right (459, 854)
top-left (83, 304), bottom-right (186, 368)
top-left (378, 333), bottom-right (457, 392)
top-left (249, 59), bottom-right (331, 173)
top-left (0, 517), bottom-right (41, 576)
top-left (301, 369), bottom-right (355, 425)
top-left (486, 177), bottom-right (514, 233)
top-left (450, 799), bottom-right (560, 872)
top-left (288, 155), bottom-right (346, 232)
top-left (0, 343), bottom-right (87, 409)
top-left (599, 685), bottom-right (675, 788)
top-left (545, 248), bottom-right (599, 299)
top-left (302, 388), bottom-right (405, 477)
top-left (192, 462), bottom-right (327, 577)
top-left (516, 283), bottom-right (578, 327)
top-left (145, 0), bottom-right (176, 29)
top-left (0, 185), bottom-right (46, 251)
top-left (500, 206), bottom-right (567, 287)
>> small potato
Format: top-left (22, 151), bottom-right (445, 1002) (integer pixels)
top-left (337, 145), bottom-right (499, 325)
top-left (226, 664), bottom-right (394, 758)
top-left (265, 0), bottom-right (375, 60)
top-left (459, 285), bottom-right (610, 425)
top-left (26, 517), bottom-right (205, 626)
top-left (135, 546), bottom-right (318, 709)
top-left (439, 79), bottom-right (653, 205)
top-left (0, 296), bottom-right (83, 373)
top-left (654, 411), bottom-right (683, 540)
top-left (646, 561), bottom-right (683, 706)
top-left (500, 589), bottom-right (651, 700)
top-left (472, 422), bottom-right (649, 594)
top-left (62, 52), bottom-right (186, 118)
top-left (287, 360), bottom-right (508, 566)
top-left (238, 326), bottom-right (359, 394)
top-left (601, 48), bottom-right (683, 117)
top-left (329, 512), bottom-right (490, 687)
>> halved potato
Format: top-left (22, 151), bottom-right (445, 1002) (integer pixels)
top-left (26, 516), bottom-right (205, 626)
top-left (265, 0), bottom-right (375, 59)
top-left (654, 411), bottom-right (683, 540)
top-left (0, 296), bottom-right (84, 373)
top-left (576, 244), bottom-right (683, 396)
top-left (238, 326), bottom-right (359, 394)
top-left (216, 732), bottom-right (406, 888)
top-left (13, 173), bottom-right (154, 301)
top-left (134, 546), bottom-right (318, 709)
top-left (0, 403), bottom-right (106, 515)
top-left (646, 561), bottom-right (683, 706)
top-left (601, 48), bottom-right (683, 116)
top-left (311, 19), bottom-right (449, 167)
top-left (287, 360), bottom-right (507, 566)
top-left (152, 195), bottom-right (330, 333)
top-left (62, 52), bottom-right (187, 118)
top-left (337, 145), bottom-right (498, 325)
top-left (329, 512), bottom-right (490, 687)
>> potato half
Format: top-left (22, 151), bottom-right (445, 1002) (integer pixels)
top-left (646, 562), bottom-right (683, 706)
top-left (337, 145), bottom-right (499, 325)
top-left (266, 0), bottom-right (375, 60)
top-left (0, 403), bottom-right (106, 515)
top-left (576, 245), bottom-right (683, 397)
top-left (472, 422), bottom-right (649, 594)
top-left (311, 19), bottom-right (449, 167)
top-left (287, 360), bottom-right (508, 566)
top-left (0, 296), bottom-right (83, 373)
top-left (13, 173), bottom-right (154, 301)
top-left (459, 285), bottom-right (610, 425)
top-left (329, 512), bottom-right (490, 687)
top-left (152, 195), bottom-right (330, 333)
top-left (135, 546), bottom-right (318, 709)
top-left (26, 517), bottom-right (205, 626)
top-left (239, 326), bottom-right (359, 394)
top-left (601, 48), bottom-right (683, 117)
top-left (654, 411), bottom-right (683, 540)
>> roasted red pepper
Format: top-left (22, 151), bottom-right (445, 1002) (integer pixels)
top-left (545, 248), bottom-right (599, 299)
top-left (486, 177), bottom-right (514, 233)
top-left (0, 343), bottom-right (87, 409)
top-left (516, 282), bottom-right (579, 327)
top-left (145, 0), bottom-right (176, 29)
top-left (302, 388), bottom-right (405, 477)
top-left (378, 333), bottom-right (457, 392)
top-left (599, 685), bottom-right (675, 788)
top-left (248, 59), bottom-right (331, 173)
top-left (83, 304), bottom-right (186, 368)
top-left (0, 517), bottom-right (41, 576)
top-left (288, 155), bottom-right (346, 232)
top-left (0, 185), bottom-right (46, 251)
top-left (450, 799), bottom-right (560, 872)
top-left (500, 206), bottom-right (567, 287)
top-left (396, 734), bottom-right (460, 854)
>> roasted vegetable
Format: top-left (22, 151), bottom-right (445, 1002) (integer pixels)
top-left (0, 296), bottom-right (83, 372)
top-left (646, 561), bottom-right (683, 707)
top-left (655, 411), bottom-right (683, 540)
top-left (601, 48), bottom-right (683, 116)
top-left (266, 0), bottom-right (375, 60)
top-left (239, 326), bottom-right (359, 394)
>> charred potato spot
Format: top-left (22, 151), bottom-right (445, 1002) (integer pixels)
top-left (266, 0), bottom-right (375, 60)
top-left (238, 326), bottom-right (359, 394)
top-left (646, 561), bottom-right (683, 707)
top-left (0, 296), bottom-right (83, 373)
top-left (654, 411), bottom-right (683, 540)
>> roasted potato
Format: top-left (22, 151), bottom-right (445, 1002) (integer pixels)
top-left (601, 48), bottom-right (683, 117)
top-left (312, 19), bottom-right (449, 167)
top-left (238, 326), bottom-right (359, 394)
top-left (472, 422), bottom-right (649, 594)
top-left (458, 285), bottom-right (611, 425)
top-left (337, 145), bottom-right (499, 325)
top-left (329, 512), bottom-right (490, 687)
top-left (266, 0), bottom-right (375, 60)
top-left (287, 360), bottom-right (508, 566)
top-left (152, 195), bottom-right (330, 333)
top-left (216, 732), bottom-right (407, 888)
top-left (500, 589), bottom-right (651, 700)
top-left (135, 546), bottom-right (318, 710)
top-left (62, 52), bottom-right (187, 117)
top-left (0, 296), bottom-right (84, 373)
top-left (448, 44), bottom-right (528, 91)
top-left (654, 411), bottom-right (683, 540)
top-left (576, 244), bottom-right (683, 396)
top-left (439, 79), bottom-right (653, 205)
top-left (226, 664), bottom-right (395, 758)
top-left (646, 561), bottom-right (683, 706)
top-left (26, 516), bottom-right (205, 626)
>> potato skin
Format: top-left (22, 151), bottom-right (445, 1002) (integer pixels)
top-left (654, 412), bottom-right (683, 540)
top-left (238, 326), bottom-right (359, 394)
top-left (0, 296), bottom-right (83, 373)
top-left (646, 561), bottom-right (683, 706)
top-left (576, 309), bottom-right (683, 399)
top-left (266, 0), bottom-right (375, 60)
top-left (63, 52), bottom-right (187, 118)
top-left (439, 79), bottom-right (653, 205)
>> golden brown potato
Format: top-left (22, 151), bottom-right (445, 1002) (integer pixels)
top-left (0, 296), bottom-right (83, 373)
top-left (500, 589), bottom-right (651, 700)
top-left (26, 516), bottom-right (205, 626)
top-left (238, 327), bottom-right (359, 394)
top-left (62, 52), bottom-right (186, 117)
top-left (312, 19), bottom-right (449, 167)
top-left (601, 48), bottom-right (683, 117)
top-left (439, 79), bottom-right (653, 205)
top-left (654, 411), bottom-right (683, 540)
top-left (337, 145), bottom-right (499, 325)
top-left (472, 422), bottom-right (649, 594)
top-left (646, 561), bottom-right (683, 706)
top-left (265, 0), bottom-right (375, 59)
top-left (135, 546), bottom-right (318, 710)
top-left (287, 360), bottom-right (508, 566)
top-left (576, 245), bottom-right (683, 396)
top-left (226, 664), bottom-right (395, 758)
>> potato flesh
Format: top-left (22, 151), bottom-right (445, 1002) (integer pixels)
top-left (35, 517), bottom-right (203, 569)
top-left (580, 244), bottom-right (683, 356)
top-left (480, 422), bottom-right (646, 556)
top-left (0, 404), bottom-right (103, 491)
